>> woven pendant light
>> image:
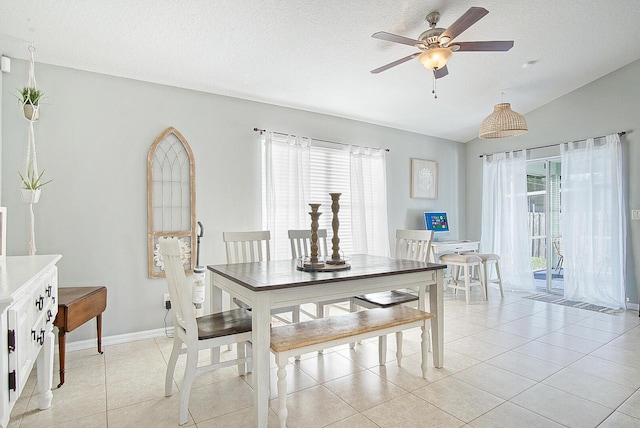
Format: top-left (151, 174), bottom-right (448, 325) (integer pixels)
top-left (479, 102), bottom-right (528, 139)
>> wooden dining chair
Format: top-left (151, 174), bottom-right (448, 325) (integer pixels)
top-left (288, 229), bottom-right (350, 318)
top-left (350, 229), bottom-right (434, 364)
top-left (223, 230), bottom-right (300, 324)
top-left (159, 237), bottom-right (253, 426)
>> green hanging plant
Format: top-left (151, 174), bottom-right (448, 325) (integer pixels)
top-left (18, 163), bottom-right (52, 190)
top-left (19, 86), bottom-right (44, 106)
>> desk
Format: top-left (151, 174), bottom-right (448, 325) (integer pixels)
top-left (430, 240), bottom-right (480, 262)
top-left (208, 254), bottom-right (446, 428)
top-left (54, 286), bottom-right (107, 387)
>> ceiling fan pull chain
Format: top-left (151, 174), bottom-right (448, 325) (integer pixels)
top-left (432, 73), bottom-right (438, 99)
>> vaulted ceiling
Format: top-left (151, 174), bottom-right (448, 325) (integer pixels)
top-left (2, 1), bottom-right (640, 142)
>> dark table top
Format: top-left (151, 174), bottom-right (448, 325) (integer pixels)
top-left (208, 254), bottom-right (445, 292)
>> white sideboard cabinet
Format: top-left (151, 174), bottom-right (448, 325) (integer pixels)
top-left (0, 255), bottom-right (62, 428)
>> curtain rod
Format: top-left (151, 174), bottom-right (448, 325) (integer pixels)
top-left (253, 128), bottom-right (390, 152)
top-left (478, 131), bottom-right (627, 158)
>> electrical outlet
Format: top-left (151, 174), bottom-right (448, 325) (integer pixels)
top-left (163, 293), bottom-right (171, 310)
top-left (632, 209), bottom-right (640, 221)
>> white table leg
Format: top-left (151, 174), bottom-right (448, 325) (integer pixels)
top-left (430, 269), bottom-right (444, 368)
top-left (36, 328), bottom-right (54, 409)
top-left (252, 297), bottom-right (272, 428)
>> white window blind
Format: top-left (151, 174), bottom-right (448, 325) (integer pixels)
top-left (308, 144), bottom-right (353, 258)
top-left (262, 132), bottom-right (388, 260)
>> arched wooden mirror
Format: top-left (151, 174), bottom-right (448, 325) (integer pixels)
top-left (147, 127), bottom-right (196, 278)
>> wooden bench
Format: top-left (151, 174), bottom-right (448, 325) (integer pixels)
top-left (270, 306), bottom-right (435, 428)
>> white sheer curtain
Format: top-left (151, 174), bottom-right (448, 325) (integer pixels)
top-left (560, 134), bottom-right (626, 309)
top-left (262, 132), bottom-right (310, 258)
top-left (262, 132), bottom-right (389, 259)
top-left (350, 146), bottom-right (390, 257)
top-left (481, 151), bottom-right (536, 291)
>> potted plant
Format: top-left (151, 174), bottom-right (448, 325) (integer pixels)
top-left (18, 164), bottom-right (52, 203)
top-left (19, 86), bottom-right (44, 120)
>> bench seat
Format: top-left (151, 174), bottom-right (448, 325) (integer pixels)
top-left (270, 306), bottom-right (435, 428)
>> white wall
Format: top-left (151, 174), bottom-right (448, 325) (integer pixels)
top-left (0, 55), bottom-right (3, 202)
top-left (465, 59), bottom-right (640, 305)
top-left (1, 60), bottom-right (466, 341)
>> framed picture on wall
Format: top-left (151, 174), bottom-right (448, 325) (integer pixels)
top-left (410, 158), bottom-right (438, 199)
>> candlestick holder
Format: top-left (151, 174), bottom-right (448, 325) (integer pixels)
top-left (304, 203), bottom-right (325, 269)
top-left (297, 202), bottom-right (350, 272)
top-left (327, 193), bottom-right (346, 265)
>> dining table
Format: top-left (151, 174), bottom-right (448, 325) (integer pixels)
top-left (207, 254), bottom-right (446, 428)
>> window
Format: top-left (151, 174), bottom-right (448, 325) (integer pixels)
top-left (261, 132), bottom-right (388, 260)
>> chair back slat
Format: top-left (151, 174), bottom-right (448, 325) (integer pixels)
top-left (158, 237), bottom-right (197, 338)
top-left (394, 229), bottom-right (434, 263)
top-left (223, 230), bottom-right (271, 263)
top-left (288, 229), bottom-right (328, 259)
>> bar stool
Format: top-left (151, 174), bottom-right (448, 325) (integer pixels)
top-left (475, 253), bottom-right (504, 297)
top-left (439, 253), bottom-right (485, 304)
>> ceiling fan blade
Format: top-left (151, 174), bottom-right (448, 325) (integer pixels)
top-left (370, 53), bottom-right (421, 74)
top-left (372, 31), bottom-right (420, 47)
top-left (434, 66), bottom-right (448, 79)
top-left (452, 41), bottom-right (514, 51)
top-left (441, 7), bottom-right (489, 42)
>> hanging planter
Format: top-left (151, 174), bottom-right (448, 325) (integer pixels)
top-left (19, 46), bottom-right (50, 255)
top-left (20, 188), bottom-right (41, 203)
top-left (23, 104), bottom-right (39, 121)
top-left (20, 87), bottom-right (43, 121)
top-left (18, 165), bottom-right (51, 204)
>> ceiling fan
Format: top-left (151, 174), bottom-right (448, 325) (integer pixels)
top-left (371, 6), bottom-right (514, 79)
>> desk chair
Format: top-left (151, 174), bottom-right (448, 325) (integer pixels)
top-left (223, 231), bottom-right (300, 324)
top-left (159, 237), bottom-right (252, 426)
top-left (351, 229), bottom-right (433, 364)
top-left (288, 229), bottom-right (350, 319)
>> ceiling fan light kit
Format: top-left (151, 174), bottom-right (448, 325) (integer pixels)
top-left (479, 102), bottom-right (528, 139)
top-left (418, 47), bottom-right (451, 70)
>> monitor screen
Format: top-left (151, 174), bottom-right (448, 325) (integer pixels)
top-left (424, 212), bottom-right (449, 232)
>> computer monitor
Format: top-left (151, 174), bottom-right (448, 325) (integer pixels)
top-left (424, 212), bottom-right (449, 234)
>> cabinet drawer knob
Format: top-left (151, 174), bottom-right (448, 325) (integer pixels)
top-left (35, 295), bottom-right (44, 310)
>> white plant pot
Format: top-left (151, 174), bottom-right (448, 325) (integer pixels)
top-left (21, 189), bottom-right (41, 203)
top-left (23, 104), bottom-right (40, 121)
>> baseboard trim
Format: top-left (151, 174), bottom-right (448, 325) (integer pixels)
top-left (62, 327), bottom-right (174, 353)
top-left (627, 302), bottom-right (639, 312)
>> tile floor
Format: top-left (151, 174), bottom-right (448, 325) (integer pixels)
top-left (9, 289), bottom-right (640, 427)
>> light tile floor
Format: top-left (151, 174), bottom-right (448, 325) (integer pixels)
top-left (9, 289), bottom-right (640, 427)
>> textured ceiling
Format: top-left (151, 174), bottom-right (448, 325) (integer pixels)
top-left (2, 1), bottom-right (640, 142)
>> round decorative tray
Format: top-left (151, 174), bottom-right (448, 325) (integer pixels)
top-left (296, 257), bottom-right (351, 272)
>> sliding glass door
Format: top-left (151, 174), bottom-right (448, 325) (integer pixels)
top-left (527, 159), bottom-right (563, 294)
